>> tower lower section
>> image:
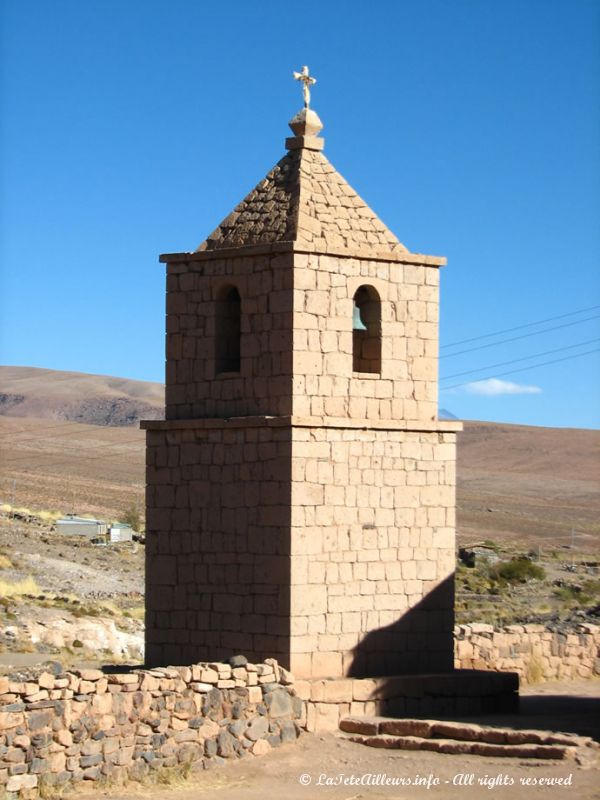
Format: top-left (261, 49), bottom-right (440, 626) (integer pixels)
top-left (143, 416), bottom-right (460, 678)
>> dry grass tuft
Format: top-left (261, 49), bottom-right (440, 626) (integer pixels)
top-left (0, 553), bottom-right (13, 569)
top-left (0, 575), bottom-right (41, 597)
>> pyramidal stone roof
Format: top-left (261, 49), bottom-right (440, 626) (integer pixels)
top-left (196, 107), bottom-right (407, 255)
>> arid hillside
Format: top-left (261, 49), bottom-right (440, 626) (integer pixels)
top-left (0, 366), bottom-right (164, 427)
top-left (457, 422), bottom-right (600, 551)
top-left (0, 416), bottom-right (145, 519)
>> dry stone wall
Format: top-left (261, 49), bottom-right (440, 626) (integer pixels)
top-left (454, 623), bottom-right (600, 683)
top-left (0, 658), bottom-right (301, 798)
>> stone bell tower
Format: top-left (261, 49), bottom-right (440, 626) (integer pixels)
top-left (143, 69), bottom-right (461, 679)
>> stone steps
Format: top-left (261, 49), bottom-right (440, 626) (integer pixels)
top-left (339, 717), bottom-right (599, 764)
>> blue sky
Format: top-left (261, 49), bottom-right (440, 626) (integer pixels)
top-left (1, 0), bottom-right (599, 429)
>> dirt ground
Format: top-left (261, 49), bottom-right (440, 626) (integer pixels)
top-left (0, 513), bottom-right (144, 598)
top-left (456, 422), bottom-right (600, 550)
top-left (69, 680), bottom-right (600, 800)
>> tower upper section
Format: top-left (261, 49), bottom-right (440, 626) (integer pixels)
top-left (160, 75), bottom-right (446, 423)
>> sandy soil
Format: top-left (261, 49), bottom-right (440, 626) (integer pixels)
top-left (0, 416), bottom-right (145, 520)
top-left (0, 513), bottom-right (144, 597)
top-left (68, 680), bottom-right (600, 800)
top-left (457, 422), bottom-right (600, 550)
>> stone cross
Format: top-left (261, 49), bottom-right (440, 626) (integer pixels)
top-left (293, 65), bottom-right (316, 109)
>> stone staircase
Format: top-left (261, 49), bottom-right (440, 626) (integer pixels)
top-left (339, 717), bottom-right (599, 765)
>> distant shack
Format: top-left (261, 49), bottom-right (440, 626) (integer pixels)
top-left (55, 516), bottom-right (134, 543)
top-left (56, 516), bottom-right (107, 539)
top-left (109, 523), bottom-right (133, 543)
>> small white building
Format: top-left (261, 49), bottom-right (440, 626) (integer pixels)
top-left (109, 523), bottom-right (134, 543)
top-left (56, 516), bottom-right (108, 538)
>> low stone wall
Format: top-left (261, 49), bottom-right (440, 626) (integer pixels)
top-left (454, 623), bottom-right (600, 683)
top-left (0, 658), bottom-right (302, 798)
top-left (295, 671), bottom-right (518, 732)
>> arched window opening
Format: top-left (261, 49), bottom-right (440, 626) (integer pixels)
top-left (352, 285), bottom-right (381, 374)
top-left (215, 285), bottom-right (241, 374)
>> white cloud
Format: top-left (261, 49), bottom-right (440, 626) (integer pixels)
top-left (464, 378), bottom-right (542, 396)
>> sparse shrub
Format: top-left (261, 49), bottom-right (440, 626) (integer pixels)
top-left (525, 656), bottom-right (544, 684)
top-left (0, 554), bottom-right (12, 570)
top-left (122, 605), bottom-right (144, 620)
top-left (121, 503), bottom-right (142, 532)
top-left (38, 774), bottom-right (64, 800)
top-left (156, 761), bottom-right (193, 786)
top-left (554, 578), bottom-right (599, 607)
top-left (554, 585), bottom-right (582, 602)
top-left (72, 639), bottom-right (83, 648)
top-left (582, 578), bottom-right (600, 597)
top-left (71, 603), bottom-right (103, 619)
top-left (490, 557), bottom-right (545, 584)
top-left (482, 539), bottom-right (500, 553)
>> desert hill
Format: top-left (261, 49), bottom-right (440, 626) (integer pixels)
top-left (457, 421), bottom-right (600, 550)
top-left (0, 366), bottom-right (598, 552)
top-left (0, 366), bottom-right (164, 427)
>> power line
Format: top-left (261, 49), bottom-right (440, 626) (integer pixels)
top-left (441, 304), bottom-right (600, 349)
top-left (441, 347), bottom-right (600, 391)
top-left (440, 337), bottom-right (600, 382)
top-left (440, 314), bottom-right (600, 359)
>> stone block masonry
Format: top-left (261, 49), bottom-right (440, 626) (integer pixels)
top-left (0, 659), bottom-right (301, 798)
top-left (144, 416), bottom-right (459, 678)
top-left (340, 717), bottom-right (598, 762)
top-left (454, 623), bottom-right (600, 683)
top-left (289, 424), bottom-right (457, 679)
top-left (163, 249), bottom-right (443, 424)
top-left (145, 419), bottom-right (293, 668)
top-left (297, 671), bottom-right (519, 733)
top-left (146, 96), bottom-right (462, 683)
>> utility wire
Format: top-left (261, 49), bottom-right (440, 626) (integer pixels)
top-left (441, 304), bottom-right (600, 349)
top-left (441, 347), bottom-right (600, 391)
top-left (440, 337), bottom-right (600, 382)
top-left (440, 314), bottom-right (600, 359)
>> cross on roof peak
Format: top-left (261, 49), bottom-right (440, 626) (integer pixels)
top-left (293, 65), bottom-right (317, 109)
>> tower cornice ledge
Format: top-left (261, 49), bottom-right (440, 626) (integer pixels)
top-left (159, 242), bottom-right (446, 267)
top-left (141, 416), bottom-right (462, 433)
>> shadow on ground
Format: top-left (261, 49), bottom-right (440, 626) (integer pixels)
top-left (461, 692), bottom-right (600, 741)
